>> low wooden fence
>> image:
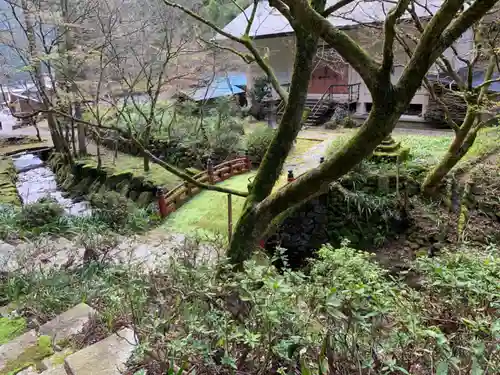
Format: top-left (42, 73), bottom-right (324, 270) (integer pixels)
top-left (158, 156), bottom-right (251, 217)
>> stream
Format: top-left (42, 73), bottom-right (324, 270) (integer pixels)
top-left (11, 153), bottom-right (91, 216)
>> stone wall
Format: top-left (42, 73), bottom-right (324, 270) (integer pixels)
top-left (264, 170), bottom-right (425, 267)
top-left (47, 154), bottom-right (157, 207)
top-left (0, 158), bottom-right (21, 206)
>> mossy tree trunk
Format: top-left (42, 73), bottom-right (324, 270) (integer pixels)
top-left (422, 53), bottom-right (500, 195)
top-left (226, 0), bottom-right (500, 265)
top-left (20, 0), bottom-right (68, 156)
top-left (149, 0), bottom-right (499, 265)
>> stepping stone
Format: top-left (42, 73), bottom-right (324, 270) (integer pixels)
top-left (64, 328), bottom-right (137, 375)
top-left (16, 366), bottom-right (38, 375)
top-left (0, 240), bottom-right (15, 271)
top-left (0, 330), bottom-right (37, 369)
top-left (41, 364), bottom-right (67, 375)
top-left (39, 303), bottom-right (96, 342)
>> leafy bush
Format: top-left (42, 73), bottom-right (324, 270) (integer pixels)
top-left (342, 116), bottom-right (358, 128)
top-left (2, 240), bottom-right (498, 374)
top-left (244, 123), bottom-right (275, 164)
top-left (17, 197), bottom-right (65, 230)
top-left (91, 191), bottom-right (135, 230)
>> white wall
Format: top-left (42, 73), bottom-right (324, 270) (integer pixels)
top-left (245, 36), bottom-right (296, 99)
top-left (242, 27), bottom-right (474, 115)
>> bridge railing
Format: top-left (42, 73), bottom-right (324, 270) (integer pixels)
top-left (158, 156), bottom-right (251, 217)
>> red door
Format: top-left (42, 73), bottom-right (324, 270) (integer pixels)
top-left (308, 64), bottom-right (348, 95)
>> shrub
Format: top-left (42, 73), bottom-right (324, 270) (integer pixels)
top-left (17, 197), bottom-right (65, 230)
top-left (342, 116), bottom-right (358, 128)
top-left (244, 123), bottom-right (275, 164)
top-left (91, 191), bottom-right (134, 230)
top-left (2, 240), bottom-right (498, 374)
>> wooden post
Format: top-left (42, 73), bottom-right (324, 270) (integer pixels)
top-left (245, 151), bottom-right (252, 171)
top-left (157, 188), bottom-right (168, 218)
top-left (184, 181), bottom-right (192, 197)
top-left (207, 158), bottom-right (214, 184)
top-left (227, 193), bottom-right (233, 243)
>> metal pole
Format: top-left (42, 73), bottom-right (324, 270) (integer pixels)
top-left (227, 194), bottom-right (233, 243)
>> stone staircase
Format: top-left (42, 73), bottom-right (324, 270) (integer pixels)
top-left (276, 98), bottom-right (336, 127)
top-left (303, 98), bottom-right (335, 127)
top-left (0, 303), bottom-right (137, 375)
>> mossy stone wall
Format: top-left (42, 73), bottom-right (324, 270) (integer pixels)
top-left (0, 158), bottom-right (21, 206)
top-left (48, 154), bottom-right (157, 207)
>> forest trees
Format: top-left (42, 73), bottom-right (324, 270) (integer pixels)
top-left (160, 0), bottom-right (500, 265)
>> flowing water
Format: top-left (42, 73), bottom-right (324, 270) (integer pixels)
top-left (11, 153), bottom-right (91, 215)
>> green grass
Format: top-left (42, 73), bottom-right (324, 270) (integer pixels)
top-left (327, 127), bottom-right (500, 168)
top-left (163, 172), bottom-right (255, 237)
top-left (81, 144), bottom-right (183, 190)
top-left (0, 317), bottom-right (26, 345)
top-left (292, 138), bottom-right (321, 156)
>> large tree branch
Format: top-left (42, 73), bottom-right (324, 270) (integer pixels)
top-left (433, 0), bottom-right (500, 60)
top-left (25, 108), bottom-right (250, 197)
top-left (322, 0), bottom-right (356, 17)
top-left (256, 102), bottom-right (402, 220)
top-left (161, 0), bottom-right (289, 104)
top-left (282, 0), bottom-right (380, 92)
top-left (249, 29), bottom-right (319, 203)
top-left (381, 0), bottom-right (412, 75)
top-left (397, 0), bottom-right (468, 99)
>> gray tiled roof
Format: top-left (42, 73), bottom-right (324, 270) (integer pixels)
top-left (219, 0), bottom-right (444, 39)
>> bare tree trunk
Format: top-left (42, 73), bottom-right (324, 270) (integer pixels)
top-left (21, 0), bottom-right (67, 153)
top-left (75, 101), bottom-right (87, 156)
top-left (96, 136), bottom-right (102, 169)
top-left (71, 115), bottom-right (77, 158)
top-left (143, 124), bottom-right (151, 172)
top-left (33, 119), bottom-right (42, 142)
top-left (422, 112), bottom-right (479, 194)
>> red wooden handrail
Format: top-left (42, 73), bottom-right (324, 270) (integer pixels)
top-left (158, 156), bottom-right (252, 218)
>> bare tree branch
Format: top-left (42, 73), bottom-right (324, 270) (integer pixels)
top-left (161, 0), bottom-right (289, 104)
top-left (322, 0), bottom-right (356, 17)
top-left (381, 0), bottom-right (411, 75)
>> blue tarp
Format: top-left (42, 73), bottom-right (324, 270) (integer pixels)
top-left (185, 73), bottom-right (247, 101)
top-left (470, 71), bottom-right (500, 92)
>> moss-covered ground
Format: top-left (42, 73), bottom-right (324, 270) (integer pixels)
top-left (0, 335), bottom-right (53, 375)
top-left (162, 172), bottom-right (255, 237)
top-left (0, 317), bottom-right (26, 345)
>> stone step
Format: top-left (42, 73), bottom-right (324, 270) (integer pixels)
top-left (0, 330), bottom-right (38, 370)
top-left (39, 303), bottom-right (96, 343)
top-left (18, 364), bottom-right (67, 375)
top-left (0, 303), bottom-right (95, 373)
top-left (41, 364), bottom-right (67, 375)
top-left (64, 328), bottom-right (137, 375)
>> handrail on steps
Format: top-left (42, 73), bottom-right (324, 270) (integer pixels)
top-left (309, 83), bottom-right (361, 119)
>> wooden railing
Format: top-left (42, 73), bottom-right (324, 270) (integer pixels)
top-left (309, 83), bottom-right (361, 119)
top-left (158, 156), bottom-right (251, 217)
